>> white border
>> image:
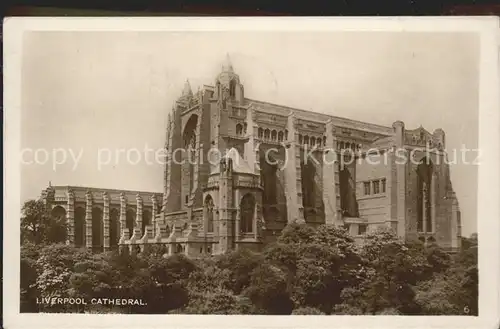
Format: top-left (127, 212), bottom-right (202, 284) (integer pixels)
top-left (3, 17), bottom-right (500, 329)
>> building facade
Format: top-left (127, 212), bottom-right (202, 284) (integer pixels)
top-left (40, 185), bottom-right (162, 252)
top-left (41, 56), bottom-right (462, 255)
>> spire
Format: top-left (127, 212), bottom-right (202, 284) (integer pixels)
top-left (221, 53), bottom-right (234, 73)
top-left (182, 79), bottom-right (193, 97)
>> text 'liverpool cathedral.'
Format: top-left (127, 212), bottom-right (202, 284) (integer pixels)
top-left (41, 55), bottom-right (462, 255)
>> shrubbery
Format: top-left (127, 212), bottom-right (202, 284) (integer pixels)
top-left (20, 222), bottom-right (477, 315)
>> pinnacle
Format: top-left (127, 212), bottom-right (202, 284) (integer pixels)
top-left (182, 79), bottom-right (193, 96)
top-left (221, 53), bottom-right (234, 73)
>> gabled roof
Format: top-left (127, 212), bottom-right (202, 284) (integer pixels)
top-left (210, 148), bottom-right (254, 175)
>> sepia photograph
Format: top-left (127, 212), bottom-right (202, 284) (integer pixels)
top-left (3, 17), bottom-right (500, 329)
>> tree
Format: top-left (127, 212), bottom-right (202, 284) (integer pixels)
top-left (415, 236), bottom-right (478, 315)
top-left (244, 262), bottom-right (294, 314)
top-left (21, 199), bottom-right (66, 245)
top-left (20, 243), bottom-right (41, 312)
top-left (215, 248), bottom-right (264, 294)
top-left (31, 244), bottom-right (92, 312)
top-left (292, 307), bottom-right (326, 315)
top-left (69, 252), bottom-right (114, 302)
top-left (104, 252), bottom-right (193, 314)
top-left (346, 228), bottom-right (429, 314)
top-left (264, 224), bottom-right (363, 314)
top-left (183, 287), bottom-right (240, 314)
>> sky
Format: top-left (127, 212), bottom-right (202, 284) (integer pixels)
top-left (20, 31), bottom-right (479, 236)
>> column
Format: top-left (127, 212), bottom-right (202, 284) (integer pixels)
top-left (151, 195), bottom-right (158, 237)
top-left (190, 114), bottom-right (203, 202)
top-left (392, 121), bottom-right (406, 238)
top-left (254, 141), bottom-right (261, 177)
top-left (103, 192), bottom-right (110, 251)
top-left (85, 191), bottom-right (93, 249)
top-left (66, 189), bottom-right (75, 246)
top-left (119, 193), bottom-right (127, 241)
top-left (422, 182), bottom-right (428, 234)
top-left (431, 173), bottom-right (437, 234)
top-left (284, 112), bottom-right (304, 223)
top-left (244, 106), bottom-right (257, 169)
top-left (254, 193), bottom-right (263, 241)
top-left (214, 207), bottom-right (219, 253)
top-left (235, 189), bottom-right (241, 241)
top-left (322, 119), bottom-right (341, 226)
top-left (163, 113), bottom-right (172, 214)
top-left (253, 203), bottom-right (259, 240)
top-left (218, 159), bottom-right (234, 254)
top-left (451, 195), bottom-right (460, 249)
top-left (135, 194), bottom-right (143, 238)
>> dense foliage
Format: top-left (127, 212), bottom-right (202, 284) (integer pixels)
top-left (20, 202), bottom-right (477, 315)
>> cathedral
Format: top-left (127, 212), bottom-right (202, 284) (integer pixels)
top-left (40, 55), bottom-right (462, 255)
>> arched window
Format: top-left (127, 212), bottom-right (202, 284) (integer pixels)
top-left (285, 129), bottom-right (289, 140)
top-left (317, 137), bottom-right (322, 147)
top-left (345, 142), bottom-right (351, 150)
top-left (264, 129), bottom-right (270, 139)
top-left (339, 141), bottom-right (345, 149)
top-left (229, 79), bottom-right (236, 97)
top-left (311, 137), bottom-right (316, 146)
top-left (182, 115), bottom-right (198, 202)
top-left (416, 158), bottom-right (433, 233)
top-left (243, 123), bottom-right (248, 134)
top-left (278, 131), bottom-right (284, 142)
top-left (258, 128), bottom-right (263, 138)
top-left (240, 194), bottom-right (255, 233)
top-left (205, 195), bottom-right (214, 233)
top-left (271, 130), bottom-right (277, 141)
top-left (236, 123), bottom-right (243, 136)
top-left (298, 134), bottom-right (303, 144)
top-left (304, 135), bottom-right (309, 145)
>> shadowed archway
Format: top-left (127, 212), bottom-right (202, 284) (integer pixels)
top-left (126, 208), bottom-right (136, 239)
top-left (110, 208), bottom-right (120, 248)
top-left (92, 207), bottom-right (103, 252)
top-left (74, 207), bottom-right (85, 247)
top-left (51, 206), bottom-right (67, 243)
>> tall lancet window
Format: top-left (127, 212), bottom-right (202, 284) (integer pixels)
top-left (230, 79), bottom-right (236, 97)
top-left (205, 195), bottom-right (214, 233)
top-left (182, 114), bottom-right (198, 205)
top-left (240, 194), bottom-right (255, 233)
top-left (416, 158), bottom-right (433, 233)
